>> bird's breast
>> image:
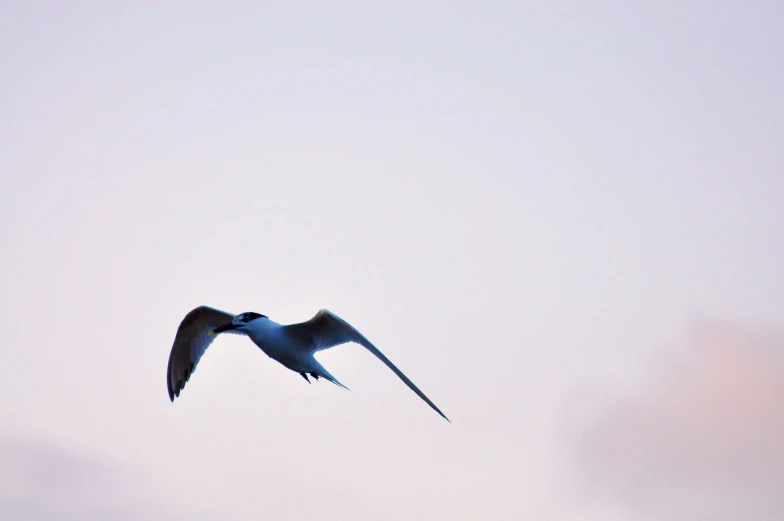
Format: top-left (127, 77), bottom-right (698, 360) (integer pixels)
top-left (247, 327), bottom-right (292, 357)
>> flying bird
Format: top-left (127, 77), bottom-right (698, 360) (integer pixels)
top-left (166, 306), bottom-right (449, 421)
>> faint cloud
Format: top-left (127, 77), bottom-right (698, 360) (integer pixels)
top-left (0, 436), bottom-right (193, 521)
top-left (565, 320), bottom-right (784, 521)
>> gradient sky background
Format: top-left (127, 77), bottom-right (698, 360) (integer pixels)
top-left (1, 2), bottom-right (782, 520)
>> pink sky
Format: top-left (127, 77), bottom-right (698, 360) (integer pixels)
top-left (1, 2), bottom-right (782, 520)
top-left (569, 321), bottom-right (784, 520)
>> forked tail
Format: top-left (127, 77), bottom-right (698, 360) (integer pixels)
top-left (310, 359), bottom-right (350, 390)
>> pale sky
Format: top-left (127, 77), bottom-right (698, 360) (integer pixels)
top-left (1, 2), bottom-right (783, 520)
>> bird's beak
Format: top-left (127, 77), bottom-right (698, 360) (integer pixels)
top-left (208, 322), bottom-right (238, 336)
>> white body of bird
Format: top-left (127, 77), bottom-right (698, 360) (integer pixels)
top-left (166, 306), bottom-right (449, 421)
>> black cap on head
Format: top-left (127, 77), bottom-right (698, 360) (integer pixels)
top-left (237, 312), bottom-right (266, 322)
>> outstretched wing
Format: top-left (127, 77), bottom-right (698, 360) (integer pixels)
top-left (166, 306), bottom-right (235, 401)
top-left (284, 309), bottom-right (450, 421)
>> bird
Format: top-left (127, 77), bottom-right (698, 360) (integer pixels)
top-left (166, 306), bottom-right (450, 421)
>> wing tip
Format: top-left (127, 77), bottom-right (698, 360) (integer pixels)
top-left (429, 403), bottom-right (450, 423)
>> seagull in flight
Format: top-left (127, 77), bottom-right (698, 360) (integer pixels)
top-left (166, 306), bottom-right (449, 421)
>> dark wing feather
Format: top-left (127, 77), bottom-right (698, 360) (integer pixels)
top-left (285, 309), bottom-right (450, 421)
top-left (166, 306), bottom-right (235, 401)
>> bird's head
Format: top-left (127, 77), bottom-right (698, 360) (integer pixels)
top-left (208, 312), bottom-right (266, 335)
